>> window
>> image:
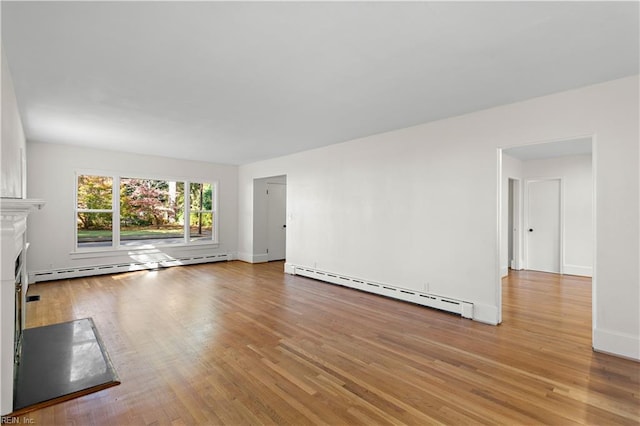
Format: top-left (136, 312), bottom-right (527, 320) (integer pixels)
top-left (77, 175), bottom-right (114, 247)
top-left (189, 182), bottom-right (214, 242)
top-left (76, 173), bottom-right (217, 249)
top-left (120, 178), bottom-right (185, 246)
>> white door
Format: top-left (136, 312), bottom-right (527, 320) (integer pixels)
top-left (526, 179), bottom-right (561, 273)
top-left (267, 183), bottom-right (286, 261)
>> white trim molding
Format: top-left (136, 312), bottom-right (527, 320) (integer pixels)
top-left (563, 264), bottom-right (592, 277)
top-left (593, 327), bottom-right (640, 361)
top-left (500, 267), bottom-right (509, 278)
top-left (237, 252), bottom-right (268, 264)
top-left (284, 262), bottom-right (296, 275)
top-left (236, 252), bottom-right (253, 263)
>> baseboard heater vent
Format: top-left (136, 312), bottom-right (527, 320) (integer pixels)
top-left (31, 253), bottom-right (230, 283)
top-left (293, 266), bottom-right (473, 319)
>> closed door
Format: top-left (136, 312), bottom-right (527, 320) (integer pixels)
top-left (526, 179), bottom-right (561, 273)
top-left (267, 183), bottom-right (286, 261)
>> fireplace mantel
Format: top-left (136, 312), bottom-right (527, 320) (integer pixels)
top-left (0, 198), bottom-right (46, 214)
top-left (1, 198), bottom-right (45, 281)
top-left (0, 198), bottom-right (45, 415)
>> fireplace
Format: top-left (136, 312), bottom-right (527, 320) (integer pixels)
top-left (0, 198), bottom-right (45, 415)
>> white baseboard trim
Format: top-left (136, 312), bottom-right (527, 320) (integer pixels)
top-left (284, 263), bottom-right (296, 275)
top-left (237, 252), bottom-right (269, 263)
top-left (593, 327), bottom-right (640, 361)
top-left (472, 303), bottom-right (500, 325)
top-left (30, 253), bottom-right (231, 283)
top-left (252, 253), bottom-right (269, 263)
top-left (237, 252), bottom-right (252, 263)
top-left (500, 267), bottom-right (509, 278)
top-left (563, 264), bottom-right (592, 277)
top-left (289, 264), bottom-right (474, 320)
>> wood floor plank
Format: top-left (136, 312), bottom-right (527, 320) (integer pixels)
top-left (15, 262), bottom-right (640, 425)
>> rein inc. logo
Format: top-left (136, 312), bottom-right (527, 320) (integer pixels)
top-left (1, 417), bottom-right (34, 424)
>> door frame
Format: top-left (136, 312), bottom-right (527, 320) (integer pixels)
top-left (508, 178), bottom-right (522, 271)
top-left (266, 182), bottom-right (287, 261)
top-left (251, 175), bottom-right (287, 263)
top-left (523, 177), bottom-right (564, 273)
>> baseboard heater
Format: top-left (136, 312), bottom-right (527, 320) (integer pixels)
top-left (292, 266), bottom-right (473, 319)
top-left (30, 253), bottom-right (230, 283)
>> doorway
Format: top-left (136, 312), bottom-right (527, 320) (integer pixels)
top-left (499, 136), bottom-right (594, 326)
top-left (266, 182), bottom-right (286, 261)
top-left (252, 175), bottom-right (287, 262)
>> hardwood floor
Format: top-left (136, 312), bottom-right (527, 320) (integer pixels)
top-left (20, 262), bottom-right (639, 425)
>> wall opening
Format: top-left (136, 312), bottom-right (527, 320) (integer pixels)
top-left (252, 175), bottom-right (287, 263)
top-left (498, 136), bottom-right (595, 329)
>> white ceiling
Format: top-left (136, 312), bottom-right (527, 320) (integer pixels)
top-left (2, 1), bottom-right (638, 165)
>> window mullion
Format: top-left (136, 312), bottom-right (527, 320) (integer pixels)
top-left (75, 173), bottom-right (80, 251)
top-left (184, 180), bottom-right (190, 243)
top-left (113, 176), bottom-right (120, 248)
top-left (77, 209), bottom-right (112, 213)
top-left (213, 182), bottom-right (218, 243)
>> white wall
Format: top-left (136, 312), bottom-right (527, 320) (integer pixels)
top-left (26, 142), bottom-right (238, 274)
top-left (1, 44), bottom-right (26, 198)
top-left (523, 154), bottom-right (593, 276)
top-left (238, 75), bottom-right (639, 360)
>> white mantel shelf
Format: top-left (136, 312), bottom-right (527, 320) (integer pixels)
top-left (0, 198), bottom-right (46, 214)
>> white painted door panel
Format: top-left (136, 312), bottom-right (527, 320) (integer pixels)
top-left (267, 183), bottom-right (286, 261)
top-left (527, 179), bottom-right (561, 273)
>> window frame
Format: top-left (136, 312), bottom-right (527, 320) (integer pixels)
top-left (74, 170), bottom-right (219, 252)
top-left (187, 181), bottom-right (217, 243)
top-left (75, 173), bottom-right (117, 250)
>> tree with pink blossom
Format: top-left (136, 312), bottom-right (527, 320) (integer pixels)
top-left (121, 178), bottom-right (171, 229)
